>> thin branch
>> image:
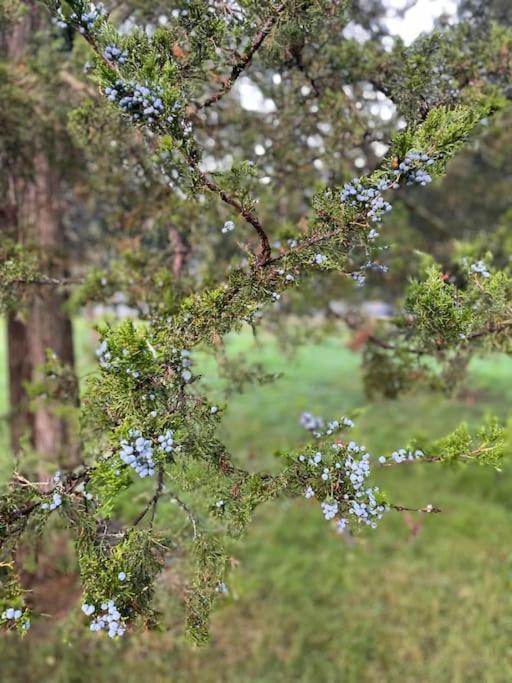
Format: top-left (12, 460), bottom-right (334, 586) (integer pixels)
top-left (133, 467), bottom-right (164, 527)
top-left (260, 225), bottom-right (355, 268)
top-left (8, 277), bottom-right (82, 287)
top-left (198, 3), bottom-right (287, 110)
top-left (380, 444), bottom-right (499, 469)
top-left (392, 504), bottom-right (442, 513)
top-left (169, 491), bottom-right (198, 539)
top-left (466, 320), bottom-right (512, 341)
top-left (150, 467), bottom-right (165, 525)
top-left (292, 50), bottom-right (321, 98)
top-left (193, 163), bottom-right (272, 264)
top-left (342, 314), bottom-right (512, 357)
top-left (2, 468), bottom-right (90, 528)
top-left (380, 456), bottom-right (441, 467)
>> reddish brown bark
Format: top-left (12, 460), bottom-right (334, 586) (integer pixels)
top-left (168, 225), bottom-right (189, 278)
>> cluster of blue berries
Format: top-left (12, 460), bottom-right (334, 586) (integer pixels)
top-left (300, 413), bottom-right (354, 439)
top-left (304, 485), bottom-right (315, 499)
top-left (394, 150), bottom-right (434, 186)
top-left (313, 253), bottom-right (327, 266)
top-left (470, 260), bottom-right (490, 278)
top-left (41, 471), bottom-right (64, 511)
top-left (300, 412), bottom-right (324, 432)
top-left (2, 607), bottom-right (23, 621)
top-left (349, 261), bottom-right (390, 287)
top-left (330, 417), bottom-right (353, 433)
top-left (341, 178), bottom-right (392, 223)
top-left (103, 45), bottom-right (128, 64)
top-left (321, 500), bottom-right (338, 520)
top-left (82, 600), bottom-right (126, 638)
top-left (66, 2), bottom-right (106, 33)
top-left (119, 430), bottom-right (155, 478)
top-left (351, 271), bottom-right (366, 287)
top-left (342, 443), bottom-right (386, 528)
top-left (96, 342), bottom-right (146, 379)
top-left (221, 220), bottom-right (235, 234)
top-left (117, 427), bottom-right (178, 477)
top-left (41, 491), bottom-right (62, 511)
top-left (364, 261), bottom-right (389, 274)
top-left (341, 149), bottom-right (436, 232)
top-left (171, 349), bottom-right (193, 383)
top-left (299, 435), bottom-right (388, 530)
top-left (157, 430), bottom-right (175, 453)
top-left (104, 81), bottom-right (165, 124)
top-left (1, 606), bottom-right (30, 631)
top-left (348, 486), bottom-right (384, 527)
top-left (378, 448), bottom-right (424, 464)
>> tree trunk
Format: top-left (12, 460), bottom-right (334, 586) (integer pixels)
top-left (7, 317), bottom-right (34, 453)
top-left (4, 3), bottom-right (76, 462)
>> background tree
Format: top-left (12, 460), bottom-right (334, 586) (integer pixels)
top-left (0, 1), bottom-right (79, 459)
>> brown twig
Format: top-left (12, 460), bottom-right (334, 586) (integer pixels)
top-left (392, 504), bottom-right (442, 513)
top-left (466, 320), bottom-right (512, 341)
top-left (343, 313), bottom-right (512, 357)
top-left (133, 467), bottom-right (165, 527)
top-left (194, 165), bottom-right (272, 264)
top-left (292, 50), bottom-right (321, 98)
top-left (9, 277), bottom-right (82, 286)
top-left (169, 491), bottom-right (198, 539)
top-left (198, 3), bottom-right (287, 110)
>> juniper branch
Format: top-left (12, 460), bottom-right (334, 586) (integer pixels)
top-left (197, 2), bottom-right (288, 110)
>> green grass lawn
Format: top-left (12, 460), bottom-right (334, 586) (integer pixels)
top-left (1, 321), bottom-right (512, 683)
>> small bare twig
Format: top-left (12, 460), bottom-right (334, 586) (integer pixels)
top-left (133, 467), bottom-right (164, 527)
top-left (169, 491), bottom-right (198, 539)
top-left (392, 504), bottom-right (442, 514)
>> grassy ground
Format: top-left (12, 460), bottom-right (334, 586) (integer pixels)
top-left (1, 322), bottom-right (512, 683)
